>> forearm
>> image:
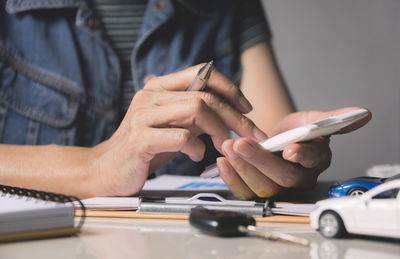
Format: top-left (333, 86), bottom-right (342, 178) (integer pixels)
top-left (0, 144), bottom-right (99, 198)
top-left (240, 42), bottom-right (296, 135)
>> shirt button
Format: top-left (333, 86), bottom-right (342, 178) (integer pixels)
top-left (143, 74), bottom-right (156, 84)
top-left (153, 2), bottom-right (164, 11)
top-left (87, 16), bottom-right (100, 30)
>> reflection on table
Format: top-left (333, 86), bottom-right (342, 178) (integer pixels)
top-left (0, 217), bottom-right (398, 259)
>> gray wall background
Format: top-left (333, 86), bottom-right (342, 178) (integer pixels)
top-left (261, 0), bottom-right (400, 180)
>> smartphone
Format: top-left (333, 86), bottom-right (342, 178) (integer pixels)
top-left (200, 109), bottom-right (369, 178)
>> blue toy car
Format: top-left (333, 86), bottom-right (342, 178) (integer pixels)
top-left (328, 174), bottom-right (400, 198)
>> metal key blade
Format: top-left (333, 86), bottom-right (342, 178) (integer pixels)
top-left (238, 225), bottom-right (309, 246)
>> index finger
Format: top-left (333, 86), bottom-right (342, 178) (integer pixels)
top-left (307, 107), bottom-right (372, 134)
top-left (332, 108), bottom-right (372, 134)
top-left (271, 107), bottom-right (372, 136)
top-left (145, 64), bottom-right (253, 113)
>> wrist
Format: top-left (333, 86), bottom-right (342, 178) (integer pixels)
top-left (85, 138), bottom-right (131, 198)
top-left (83, 141), bottom-right (112, 198)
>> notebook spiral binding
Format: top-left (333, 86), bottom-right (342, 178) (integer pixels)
top-left (0, 184), bottom-right (86, 228)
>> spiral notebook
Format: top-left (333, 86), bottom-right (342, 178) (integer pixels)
top-left (0, 185), bottom-right (85, 243)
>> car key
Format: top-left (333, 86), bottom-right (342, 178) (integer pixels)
top-left (189, 207), bottom-right (309, 246)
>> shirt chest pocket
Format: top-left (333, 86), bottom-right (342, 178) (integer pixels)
top-left (0, 47), bottom-right (84, 145)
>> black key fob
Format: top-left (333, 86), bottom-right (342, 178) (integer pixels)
top-left (189, 207), bottom-right (256, 237)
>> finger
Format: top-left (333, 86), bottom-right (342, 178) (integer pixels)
top-left (309, 107), bottom-right (371, 131)
top-left (137, 127), bottom-right (206, 162)
top-left (232, 138), bottom-right (316, 189)
top-left (136, 99), bottom-right (230, 152)
top-left (206, 67), bottom-right (253, 114)
top-left (145, 64), bottom-right (252, 113)
top-left (217, 157), bottom-right (256, 200)
top-left (283, 137), bottom-right (332, 170)
top-left (131, 89), bottom-right (266, 143)
top-left (304, 107), bottom-right (371, 134)
top-left (270, 107), bottom-right (371, 136)
top-left (144, 64), bottom-right (202, 91)
top-left (222, 139), bottom-right (281, 197)
top-left (187, 91), bottom-right (267, 142)
top-left (138, 90), bottom-right (267, 142)
top-left (334, 108), bottom-right (372, 134)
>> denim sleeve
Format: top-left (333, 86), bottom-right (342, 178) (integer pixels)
top-left (235, 0), bottom-right (271, 53)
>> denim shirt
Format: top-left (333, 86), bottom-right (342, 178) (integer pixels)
top-left (0, 0), bottom-right (269, 175)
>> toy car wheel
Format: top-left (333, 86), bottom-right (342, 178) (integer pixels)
top-left (319, 211), bottom-right (346, 238)
top-left (347, 187), bottom-right (368, 196)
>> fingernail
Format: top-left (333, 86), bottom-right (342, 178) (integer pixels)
top-left (252, 127), bottom-right (268, 141)
top-left (224, 147), bottom-right (238, 160)
top-left (217, 157), bottom-right (229, 174)
top-left (236, 141), bottom-right (255, 158)
top-left (239, 96), bottom-right (252, 112)
top-left (288, 153), bottom-right (299, 162)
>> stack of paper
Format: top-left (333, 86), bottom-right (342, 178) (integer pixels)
top-left (272, 203), bottom-right (315, 217)
top-left (81, 197), bottom-right (139, 210)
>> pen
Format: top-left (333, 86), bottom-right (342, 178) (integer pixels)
top-left (186, 60), bottom-right (213, 91)
top-left (138, 193), bottom-right (274, 217)
top-left (139, 202), bottom-right (266, 217)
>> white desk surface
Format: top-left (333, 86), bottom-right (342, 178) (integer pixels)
top-left (0, 216), bottom-right (399, 259)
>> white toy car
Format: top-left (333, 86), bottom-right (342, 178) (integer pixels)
top-left (310, 179), bottom-right (400, 239)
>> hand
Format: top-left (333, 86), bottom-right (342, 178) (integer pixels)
top-left (90, 64), bottom-right (267, 196)
top-left (217, 107), bottom-right (372, 200)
